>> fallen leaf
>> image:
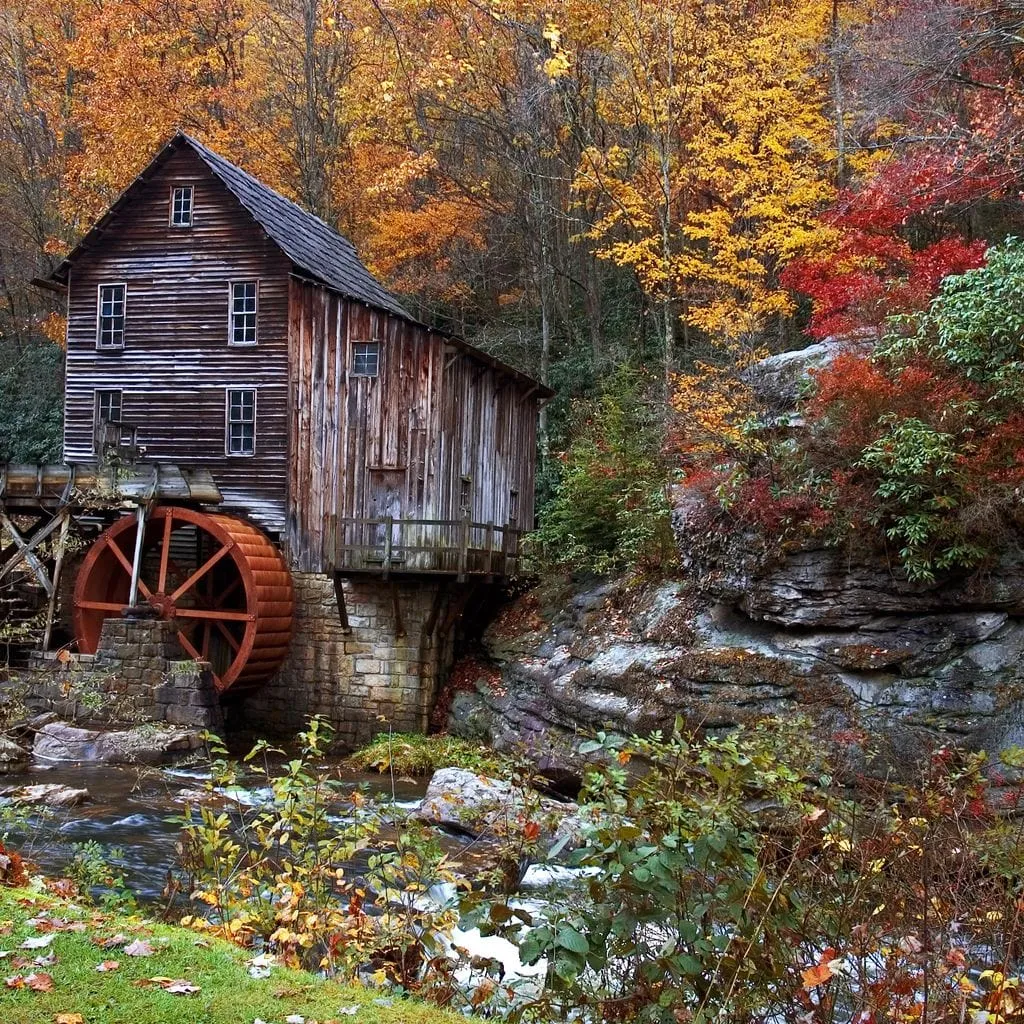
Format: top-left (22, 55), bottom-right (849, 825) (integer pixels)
top-left (0, 951), bottom-right (10, 959)
top-left (286, 1016), bottom-right (306, 1024)
top-left (338, 1008), bottom-right (360, 1016)
top-left (124, 939), bottom-right (155, 957)
top-left (134, 976), bottom-right (200, 995)
top-left (34, 953), bottom-right (57, 966)
top-left (95, 933), bottom-right (127, 949)
top-left (27, 972), bottom-right (55, 992)
top-left (21, 934), bottom-right (56, 950)
top-left (95, 960), bottom-right (120, 972)
top-left (55, 1014), bottom-right (85, 1024)
top-left (5, 975), bottom-right (26, 989)
top-left (165, 979), bottom-right (201, 995)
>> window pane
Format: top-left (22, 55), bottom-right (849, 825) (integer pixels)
top-left (226, 389), bottom-right (256, 455)
top-left (171, 186), bottom-right (193, 226)
top-left (352, 341), bottom-right (379, 376)
top-left (97, 284), bottom-right (125, 348)
top-left (230, 282), bottom-right (257, 344)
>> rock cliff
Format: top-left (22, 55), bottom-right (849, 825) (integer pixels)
top-left (447, 338), bottom-right (1024, 779)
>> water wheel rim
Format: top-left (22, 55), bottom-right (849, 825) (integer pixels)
top-left (73, 506), bottom-right (277, 693)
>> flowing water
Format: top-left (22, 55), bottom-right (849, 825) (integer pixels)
top-left (0, 758), bottom-right (431, 901)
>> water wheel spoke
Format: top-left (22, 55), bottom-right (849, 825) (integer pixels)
top-left (157, 512), bottom-right (173, 594)
top-left (214, 619), bottom-right (240, 652)
top-left (175, 607), bottom-right (254, 622)
top-left (213, 578), bottom-right (241, 607)
top-left (168, 543), bottom-right (232, 603)
top-left (201, 622), bottom-right (211, 660)
top-left (108, 537), bottom-right (154, 601)
top-left (176, 629), bottom-right (203, 662)
top-left (176, 630), bottom-right (224, 690)
top-left (77, 600), bottom-right (128, 612)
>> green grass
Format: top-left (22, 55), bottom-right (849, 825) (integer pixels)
top-left (0, 886), bottom-right (459, 1024)
top-left (344, 732), bottom-right (510, 777)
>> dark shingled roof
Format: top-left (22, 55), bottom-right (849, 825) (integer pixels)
top-left (182, 134), bottom-right (412, 321)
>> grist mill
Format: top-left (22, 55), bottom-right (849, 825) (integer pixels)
top-left (1, 131), bottom-right (550, 746)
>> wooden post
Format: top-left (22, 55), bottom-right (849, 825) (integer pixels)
top-left (500, 525), bottom-right (510, 578)
top-left (382, 515), bottom-right (393, 581)
top-left (42, 511), bottom-right (70, 651)
top-left (458, 514), bottom-right (470, 581)
top-left (128, 504), bottom-right (147, 608)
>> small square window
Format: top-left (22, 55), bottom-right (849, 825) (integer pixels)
top-left (170, 185), bottom-right (193, 227)
top-left (352, 341), bottom-right (380, 377)
top-left (460, 475), bottom-right (472, 513)
top-left (226, 388), bottom-right (256, 456)
top-left (229, 281), bottom-right (257, 345)
top-left (97, 283), bottom-right (126, 349)
top-left (509, 489), bottom-right (520, 524)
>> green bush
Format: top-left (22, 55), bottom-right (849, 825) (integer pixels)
top-left (344, 731), bottom-right (510, 776)
top-left (0, 341), bottom-right (63, 463)
top-left (532, 366), bottom-right (676, 574)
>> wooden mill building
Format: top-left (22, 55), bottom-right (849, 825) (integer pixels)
top-left (8, 131), bottom-right (550, 743)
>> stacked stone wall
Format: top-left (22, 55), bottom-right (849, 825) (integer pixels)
top-left (235, 574), bottom-right (459, 748)
top-left (26, 616), bottom-right (221, 728)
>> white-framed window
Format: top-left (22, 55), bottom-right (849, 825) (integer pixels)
top-left (351, 340), bottom-right (380, 377)
top-left (170, 185), bottom-right (194, 227)
top-left (96, 283), bottom-right (126, 349)
top-left (229, 281), bottom-right (258, 345)
top-left (225, 388), bottom-right (256, 456)
top-left (93, 389), bottom-right (122, 451)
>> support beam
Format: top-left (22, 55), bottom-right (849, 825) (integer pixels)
top-left (0, 510), bottom-right (63, 594)
top-left (332, 573), bottom-right (351, 633)
top-left (42, 511), bottom-right (71, 651)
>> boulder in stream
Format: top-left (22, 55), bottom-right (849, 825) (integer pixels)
top-left (416, 767), bottom-right (581, 854)
top-left (0, 736), bottom-right (30, 774)
top-left (4, 782), bottom-right (89, 807)
top-left (33, 721), bottom-right (205, 765)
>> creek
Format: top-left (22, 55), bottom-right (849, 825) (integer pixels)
top-left (0, 758), bottom-right (430, 901)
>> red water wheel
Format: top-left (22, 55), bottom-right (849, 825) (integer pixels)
top-left (72, 507), bottom-right (293, 694)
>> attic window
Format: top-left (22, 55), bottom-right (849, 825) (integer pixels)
top-left (352, 341), bottom-right (380, 377)
top-left (170, 185), bottom-right (193, 227)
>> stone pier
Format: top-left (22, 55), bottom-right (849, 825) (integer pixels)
top-left (25, 616), bottom-right (222, 729)
top-left (233, 573), bottom-right (466, 748)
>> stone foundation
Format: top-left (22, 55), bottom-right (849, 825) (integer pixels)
top-left (25, 616), bottom-right (222, 729)
top-left (234, 573), bottom-right (463, 748)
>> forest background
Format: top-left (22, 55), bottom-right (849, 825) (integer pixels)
top-left (3, 0), bottom-right (1024, 565)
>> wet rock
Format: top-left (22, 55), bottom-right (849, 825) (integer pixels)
top-left (33, 721), bottom-right (205, 764)
top-left (4, 783), bottom-right (89, 807)
top-left (0, 736), bottom-right (30, 774)
top-left (416, 767), bottom-right (578, 853)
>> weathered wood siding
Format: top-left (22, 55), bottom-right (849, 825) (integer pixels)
top-left (62, 147), bottom-right (290, 533)
top-left (286, 279), bottom-right (537, 572)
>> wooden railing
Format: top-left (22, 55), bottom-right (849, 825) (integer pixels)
top-left (334, 516), bottom-right (522, 579)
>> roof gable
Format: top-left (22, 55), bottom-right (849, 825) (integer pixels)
top-left (52, 131), bottom-right (411, 321)
top-left (182, 135), bottom-right (412, 321)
